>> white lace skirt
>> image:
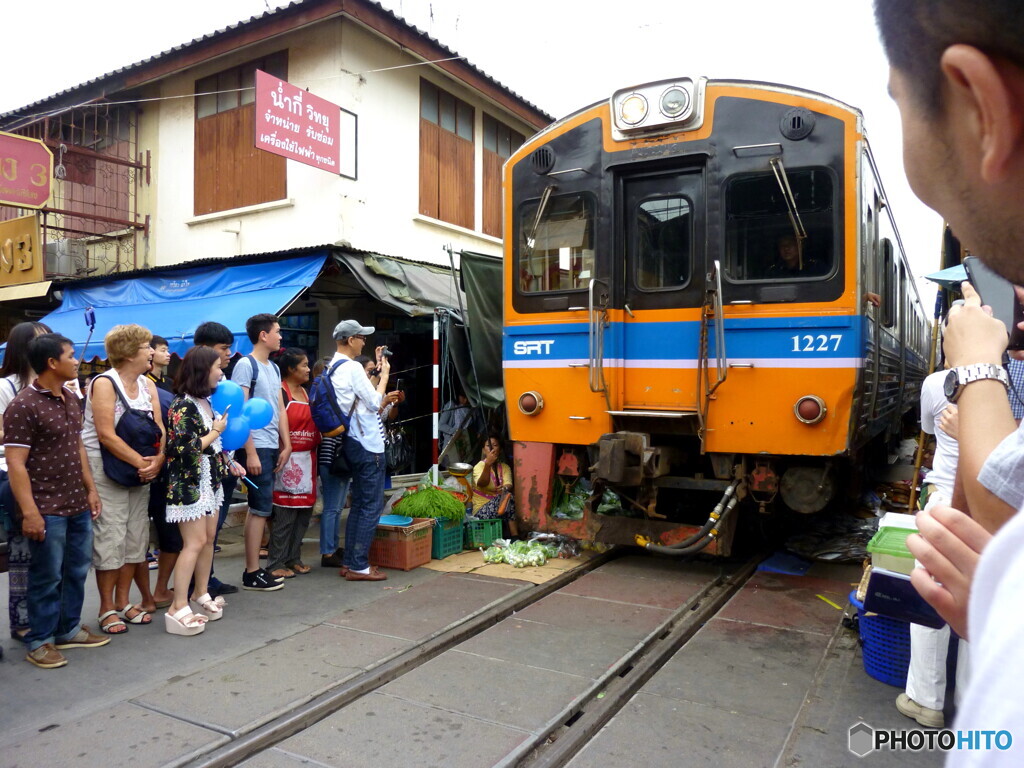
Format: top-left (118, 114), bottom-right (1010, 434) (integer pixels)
top-left (166, 456), bottom-right (224, 523)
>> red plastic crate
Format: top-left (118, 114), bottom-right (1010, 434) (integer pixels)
top-left (369, 517), bottom-right (434, 571)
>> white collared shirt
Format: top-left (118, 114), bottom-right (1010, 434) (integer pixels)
top-left (330, 352), bottom-right (384, 454)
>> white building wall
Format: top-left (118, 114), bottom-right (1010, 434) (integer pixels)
top-left (146, 18), bottom-right (538, 269)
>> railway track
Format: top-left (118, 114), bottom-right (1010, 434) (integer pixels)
top-left (186, 551), bottom-right (761, 768)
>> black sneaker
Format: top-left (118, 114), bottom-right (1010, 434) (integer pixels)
top-left (321, 552), bottom-right (344, 568)
top-left (209, 577), bottom-right (239, 596)
top-left (242, 569), bottom-right (283, 591)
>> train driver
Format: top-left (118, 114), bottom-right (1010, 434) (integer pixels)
top-left (766, 234), bottom-right (824, 277)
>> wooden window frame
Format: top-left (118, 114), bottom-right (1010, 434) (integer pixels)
top-left (482, 113), bottom-right (523, 238)
top-left (194, 51), bottom-right (288, 216)
top-left (420, 79), bottom-right (475, 230)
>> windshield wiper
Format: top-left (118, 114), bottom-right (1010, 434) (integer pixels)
top-left (769, 157), bottom-right (808, 264)
top-left (523, 184), bottom-right (557, 258)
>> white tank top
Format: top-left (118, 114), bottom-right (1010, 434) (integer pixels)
top-left (82, 372), bottom-right (153, 457)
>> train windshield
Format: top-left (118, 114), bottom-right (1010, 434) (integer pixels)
top-left (723, 168), bottom-right (835, 282)
top-left (518, 193), bottom-right (595, 293)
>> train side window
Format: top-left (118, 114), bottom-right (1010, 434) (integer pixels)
top-left (517, 193), bottom-right (595, 293)
top-left (724, 168), bottom-right (835, 282)
top-left (635, 196), bottom-right (691, 290)
top-left (881, 238), bottom-right (896, 328)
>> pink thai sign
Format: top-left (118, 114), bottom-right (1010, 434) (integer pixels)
top-left (255, 70), bottom-right (340, 174)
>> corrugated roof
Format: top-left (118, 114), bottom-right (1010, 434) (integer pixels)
top-left (0, 0), bottom-right (552, 127)
top-left (49, 243), bottom-right (459, 289)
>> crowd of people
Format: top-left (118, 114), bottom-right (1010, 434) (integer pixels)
top-left (0, 314), bottom-right (432, 667)
top-left (875, 1), bottom-right (1024, 762)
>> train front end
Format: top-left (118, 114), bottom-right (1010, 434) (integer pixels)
top-left (503, 78), bottom-right (906, 553)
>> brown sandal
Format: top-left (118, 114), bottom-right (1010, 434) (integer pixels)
top-left (288, 562), bottom-right (312, 574)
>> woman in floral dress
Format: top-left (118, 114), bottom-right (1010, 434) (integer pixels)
top-left (164, 347), bottom-right (241, 635)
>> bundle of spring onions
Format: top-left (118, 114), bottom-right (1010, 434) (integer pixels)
top-left (396, 484), bottom-right (465, 524)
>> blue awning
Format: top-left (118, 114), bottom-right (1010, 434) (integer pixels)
top-left (37, 252), bottom-right (328, 360)
top-left (924, 264), bottom-right (967, 291)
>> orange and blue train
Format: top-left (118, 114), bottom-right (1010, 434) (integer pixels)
top-left (502, 77), bottom-right (930, 555)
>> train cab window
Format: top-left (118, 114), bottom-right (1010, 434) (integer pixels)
top-left (518, 193), bottom-right (595, 293)
top-left (635, 197), bottom-right (691, 290)
top-left (723, 168), bottom-right (836, 283)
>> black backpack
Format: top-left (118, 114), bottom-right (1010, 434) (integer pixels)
top-left (308, 359), bottom-right (357, 438)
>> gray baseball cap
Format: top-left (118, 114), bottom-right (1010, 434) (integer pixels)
top-left (333, 319), bottom-right (375, 340)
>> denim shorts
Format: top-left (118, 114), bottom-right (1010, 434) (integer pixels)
top-left (246, 447), bottom-right (278, 517)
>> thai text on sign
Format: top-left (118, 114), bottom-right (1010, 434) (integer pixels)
top-left (255, 70), bottom-right (340, 174)
top-left (0, 131), bottom-right (53, 209)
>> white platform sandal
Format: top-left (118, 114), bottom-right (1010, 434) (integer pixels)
top-left (165, 605), bottom-right (207, 636)
top-left (191, 593), bottom-right (225, 621)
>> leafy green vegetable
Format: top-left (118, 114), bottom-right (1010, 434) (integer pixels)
top-left (396, 485), bottom-right (465, 523)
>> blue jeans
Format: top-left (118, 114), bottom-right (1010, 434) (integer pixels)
top-left (25, 511), bottom-right (93, 651)
top-left (247, 447), bottom-right (279, 516)
top-left (342, 439), bottom-right (385, 571)
top-left (319, 471), bottom-right (350, 555)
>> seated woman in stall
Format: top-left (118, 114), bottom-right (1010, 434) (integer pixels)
top-left (470, 434), bottom-right (518, 538)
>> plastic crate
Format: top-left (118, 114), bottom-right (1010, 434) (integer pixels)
top-left (867, 526), bottom-right (915, 575)
top-left (849, 590), bottom-right (911, 687)
top-left (464, 518), bottom-right (502, 550)
top-left (431, 519), bottom-right (464, 560)
top-left (369, 517), bottom-right (433, 571)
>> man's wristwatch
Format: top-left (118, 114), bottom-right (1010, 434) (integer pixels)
top-left (943, 364), bottom-right (1010, 403)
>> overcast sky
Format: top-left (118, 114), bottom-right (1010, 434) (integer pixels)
top-left (1, 0), bottom-right (941, 302)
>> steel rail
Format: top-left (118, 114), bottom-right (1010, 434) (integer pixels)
top-left (514, 554), bottom-right (762, 768)
top-left (185, 549), bottom-right (618, 768)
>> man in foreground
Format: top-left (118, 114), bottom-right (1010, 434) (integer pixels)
top-left (875, 1), bottom-right (1024, 761)
top-left (4, 334), bottom-right (107, 668)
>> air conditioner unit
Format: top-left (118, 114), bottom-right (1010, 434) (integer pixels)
top-left (44, 239), bottom-right (87, 276)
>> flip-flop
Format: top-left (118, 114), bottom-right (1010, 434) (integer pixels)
top-left (98, 609), bottom-right (128, 635)
top-left (154, 598), bottom-right (173, 609)
top-left (119, 604), bottom-right (153, 625)
top-left (288, 562), bottom-right (312, 574)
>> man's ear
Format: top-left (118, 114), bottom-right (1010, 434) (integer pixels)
top-left (941, 44), bottom-right (1024, 184)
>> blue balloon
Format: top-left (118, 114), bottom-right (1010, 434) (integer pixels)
top-left (220, 414), bottom-right (251, 451)
top-left (212, 380), bottom-right (244, 416)
top-left (242, 397), bottom-right (274, 430)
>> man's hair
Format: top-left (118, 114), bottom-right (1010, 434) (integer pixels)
top-left (875, 0), bottom-right (1024, 115)
top-left (105, 324), bottom-right (152, 367)
top-left (151, 335), bottom-right (168, 348)
top-left (194, 321), bottom-right (234, 347)
top-left (28, 333), bottom-right (74, 375)
top-left (245, 314), bottom-right (279, 344)
top-left (173, 346), bottom-right (221, 398)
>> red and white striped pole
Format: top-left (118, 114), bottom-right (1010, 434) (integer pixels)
top-left (431, 309), bottom-right (440, 483)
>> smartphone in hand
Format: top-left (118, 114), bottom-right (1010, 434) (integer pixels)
top-left (963, 256), bottom-right (1024, 350)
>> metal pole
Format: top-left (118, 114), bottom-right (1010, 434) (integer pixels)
top-left (432, 309), bottom-right (440, 485)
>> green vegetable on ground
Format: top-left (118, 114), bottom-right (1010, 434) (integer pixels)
top-left (396, 485), bottom-right (465, 523)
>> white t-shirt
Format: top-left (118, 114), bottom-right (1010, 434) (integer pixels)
top-left (0, 373), bottom-right (27, 417)
top-left (920, 370), bottom-right (958, 499)
top-left (330, 352), bottom-right (384, 454)
top-left (951, 507), bottom-right (1024, 765)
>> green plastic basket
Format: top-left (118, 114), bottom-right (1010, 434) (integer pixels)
top-left (464, 518), bottom-right (502, 550)
top-left (431, 519), bottom-right (464, 559)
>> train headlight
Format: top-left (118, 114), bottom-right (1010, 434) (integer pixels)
top-left (518, 391), bottom-right (544, 416)
top-left (660, 86), bottom-right (690, 119)
top-left (619, 93), bottom-right (648, 126)
top-left (794, 395), bottom-right (827, 425)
